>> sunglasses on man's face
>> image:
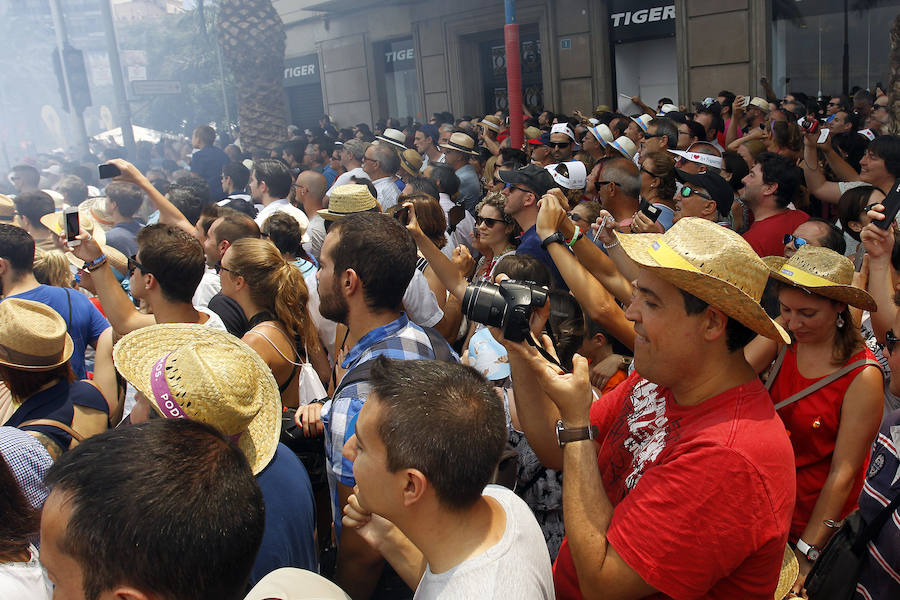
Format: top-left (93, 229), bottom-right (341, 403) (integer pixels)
top-left (546, 141), bottom-right (571, 149)
top-left (886, 329), bottom-right (900, 354)
top-left (127, 255), bottom-right (150, 277)
top-left (783, 234), bottom-right (808, 249)
top-left (679, 185), bottom-right (712, 202)
top-left (643, 133), bottom-right (665, 140)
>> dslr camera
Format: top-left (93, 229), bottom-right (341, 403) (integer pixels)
top-left (461, 280), bottom-right (549, 342)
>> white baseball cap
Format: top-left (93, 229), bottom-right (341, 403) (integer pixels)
top-left (545, 161), bottom-right (587, 190)
top-left (550, 123), bottom-right (576, 142)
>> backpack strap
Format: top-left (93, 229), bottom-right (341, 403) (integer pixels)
top-left (774, 359), bottom-right (882, 411)
top-left (764, 345), bottom-right (788, 391)
top-left (19, 418), bottom-right (84, 443)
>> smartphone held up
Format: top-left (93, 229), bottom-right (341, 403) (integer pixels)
top-left (64, 207), bottom-right (80, 247)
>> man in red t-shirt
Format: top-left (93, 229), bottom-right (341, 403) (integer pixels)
top-left (500, 217), bottom-right (796, 599)
top-left (741, 152), bottom-right (809, 257)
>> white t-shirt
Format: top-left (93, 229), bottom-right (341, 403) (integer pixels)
top-left (255, 199), bottom-right (310, 233)
top-left (414, 486), bottom-right (554, 600)
top-left (198, 306), bottom-right (227, 331)
top-left (192, 268), bottom-right (221, 308)
top-left (0, 546), bottom-right (52, 600)
top-left (438, 193), bottom-right (475, 258)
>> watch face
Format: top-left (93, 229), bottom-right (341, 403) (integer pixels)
top-left (807, 547), bottom-right (820, 561)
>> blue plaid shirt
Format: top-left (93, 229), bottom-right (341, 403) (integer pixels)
top-left (321, 314), bottom-right (457, 532)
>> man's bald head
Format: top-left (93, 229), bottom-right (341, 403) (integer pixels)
top-left (298, 170), bottom-right (328, 202)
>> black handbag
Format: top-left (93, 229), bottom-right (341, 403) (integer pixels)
top-left (805, 492), bottom-right (900, 599)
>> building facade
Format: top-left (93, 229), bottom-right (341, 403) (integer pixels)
top-left (276, 0), bottom-right (900, 129)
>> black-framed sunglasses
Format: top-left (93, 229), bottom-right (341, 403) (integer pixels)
top-left (127, 255), bottom-right (150, 276)
top-left (886, 329), bottom-right (900, 354)
top-left (215, 262), bottom-right (235, 275)
top-left (643, 132), bottom-right (664, 140)
top-left (783, 234), bottom-right (808, 249)
top-left (475, 215), bottom-right (505, 227)
top-left (680, 185), bottom-right (712, 202)
top-left (596, 180), bottom-right (617, 187)
top-left (546, 141), bottom-right (571, 149)
top-left (566, 211), bottom-right (587, 222)
top-left (504, 183), bottom-right (531, 194)
top-left (640, 167), bottom-right (657, 177)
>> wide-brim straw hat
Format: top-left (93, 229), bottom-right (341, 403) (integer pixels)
top-left (398, 148), bottom-right (423, 177)
top-left (375, 128), bottom-right (407, 150)
top-left (113, 324), bottom-right (281, 475)
top-left (0, 298), bottom-right (74, 371)
top-left (764, 245), bottom-right (876, 311)
top-left (78, 197), bottom-right (115, 231)
top-left (440, 132), bottom-right (479, 156)
top-left (775, 545), bottom-right (799, 600)
top-left (318, 184), bottom-right (378, 221)
top-left (618, 217), bottom-right (790, 343)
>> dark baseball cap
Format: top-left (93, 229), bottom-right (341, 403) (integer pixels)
top-left (675, 169), bottom-right (734, 219)
top-left (527, 132), bottom-right (551, 146)
top-left (498, 164), bottom-right (555, 197)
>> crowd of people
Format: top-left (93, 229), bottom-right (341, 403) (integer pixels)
top-left (1, 81), bottom-right (899, 600)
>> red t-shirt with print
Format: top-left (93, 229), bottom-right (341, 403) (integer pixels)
top-left (552, 372), bottom-right (796, 599)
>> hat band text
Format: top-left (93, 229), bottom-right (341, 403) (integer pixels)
top-left (150, 353), bottom-right (189, 420)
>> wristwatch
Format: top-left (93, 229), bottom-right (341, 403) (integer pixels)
top-left (796, 538), bottom-right (821, 561)
top-left (556, 420), bottom-right (599, 447)
top-left (540, 232), bottom-right (565, 250)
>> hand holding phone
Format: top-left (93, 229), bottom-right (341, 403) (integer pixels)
top-left (639, 199), bottom-right (662, 223)
top-left (98, 163), bottom-right (121, 179)
top-left (874, 179), bottom-right (900, 230)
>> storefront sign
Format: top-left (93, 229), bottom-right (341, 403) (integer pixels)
top-left (384, 38), bottom-right (415, 73)
top-left (609, 1), bottom-right (675, 43)
top-left (284, 54), bottom-right (319, 87)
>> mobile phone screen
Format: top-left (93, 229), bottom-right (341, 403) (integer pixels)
top-left (98, 163), bottom-right (121, 179)
top-left (65, 209), bottom-right (80, 244)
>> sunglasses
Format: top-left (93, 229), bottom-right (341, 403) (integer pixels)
top-left (886, 329), bottom-right (900, 354)
top-left (127, 255), bottom-right (150, 276)
top-left (783, 234), bottom-right (808, 248)
top-left (214, 262), bottom-right (235, 275)
top-left (642, 133), bottom-right (664, 140)
top-left (596, 180), bottom-right (617, 187)
top-left (680, 185), bottom-right (712, 202)
top-left (504, 183), bottom-right (532, 194)
top-left (546, 141), bottom-right (571, 149)
top-left (566, 212), bottom-right (587, 223)
top-left (475, 215), bottom-right (505, 228)
top-left (640, 167), bottom-right (657, 177)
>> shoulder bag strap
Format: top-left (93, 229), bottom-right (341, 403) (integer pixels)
top-left (764, 345), bottom-right (789, 391)
top-left (774, 359), bottom-right (882, 411)
top-left (19, 418), bottom-right (85, 442)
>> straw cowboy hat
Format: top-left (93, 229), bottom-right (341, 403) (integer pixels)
top-left (375, 128), bottom-right (408, 150)
top-left (0, 298), bottom-right (74, 371)
top-left (113, 324), bottom-right (281, 475)
top-left (318, 184), bottom-right (379, 221)
top-left (609, 135), bottom-right (637, 161)
top-left (39, 211), bottom-right (129, 274)
top-left (440, 132), bottom-right (479, 156)
top-left (398, 148), bottom-right (423, 178)
top-left (618, 217), bottom-right (791, 343)
top-left (78, 197), bottom-right (115, 231)
top-left (764, 245), bottom-right (876, 311)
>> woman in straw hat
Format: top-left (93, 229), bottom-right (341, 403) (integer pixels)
top-left (218, 238), bottom-right (329, 408)
top-left (0, 299), bottom-right (109, 459)
top-left (745, 245), bottom-right (884, 594)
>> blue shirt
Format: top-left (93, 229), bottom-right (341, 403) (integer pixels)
top-left (321, 314), bottom-right (456, 537)
top-left (7, 380), bottom-right (106, 451)
top-left (251, 443), bottom-right (318, 585)
top-left (103, 220), bottom-right (143, 257)
top-left (515, 226), bottom-right (569, 291)
top-left (5, 286), bottom-right (110, 379)
top-left (322, 165), bottom-right (338, 187)
top-left (190, 146), bottom-right (231, 201)
top-left (652, 202), bottom-right (675, 231)
top-left (456, 163), bottom-right (482, 213)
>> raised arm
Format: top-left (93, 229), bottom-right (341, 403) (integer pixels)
top-left (106, 159), bottom-right (195, 233)
top-left (861, 211), bottom-right (897, 343)
top-left (725, 96), bottom-right (745, 147)
top-left (800, 134), bottom-right (843, 204)
top-left (404, 203), bottom-right (469, 300)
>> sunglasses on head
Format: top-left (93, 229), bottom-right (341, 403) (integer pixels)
top-left (475, 215), bottom-right (505, 228)
top-left (783, 234), bottom-right (807, 248)
top-left (886, 329), bottom-right (900, 354)
top-left (680, 185), bottom-right (712, 202)
top-left (546, 141), bottom-right (571, 149)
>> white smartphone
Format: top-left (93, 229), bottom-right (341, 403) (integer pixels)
top-left (817, 128), bottom-right (830, 144)
top-left (594, 215), bottom-right (610, 242)
top-left (738, 95), bottom-right (750, 108)
top-left (64, 207), bottom-right (80, 247)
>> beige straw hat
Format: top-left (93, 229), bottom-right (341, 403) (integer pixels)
top-left (318, 184), bottom-right (378, 221)
top-left (38, 211), bottom-right (129, 274)
top-left (78, 197), bottom-right (115, 231)
top-left (244, 567), bottom-right (352, 600)
top-left (774, 545), bottom-right (799, 600)
top-left (0, 298), bottom-right (74, 371)
top-left (440, 132), bottom-right (479, 156)
top-left (764, 245), bottom-right (876, 311)
top-left (0, 194), bottom-right (14, 222)
top-left (113, 324), bottom-right (281, 475)
top-left (398, 148), bottom-right (423, 178)
top-left (480, 115), bottom-right (503, 133)
top-left (618, 217), bottom-right (790, 343)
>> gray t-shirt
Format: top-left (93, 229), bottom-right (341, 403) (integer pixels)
top-left (413, 485), bottom-right (554, 600)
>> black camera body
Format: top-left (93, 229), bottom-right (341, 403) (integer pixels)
top-left (461, 280), bottom-right (549, 342)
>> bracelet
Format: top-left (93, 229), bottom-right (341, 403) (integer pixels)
top-left (82, 254), bottom-right (107, 272)
top-left (82, 254), bottom-right (107, 273)
top-left (603, 238), bottom-right (620, 250)
top-left (566, 225), bottom-right (582, 248)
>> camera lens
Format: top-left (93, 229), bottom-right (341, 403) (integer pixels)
top-left (461, 281), bottom-right (507, 329)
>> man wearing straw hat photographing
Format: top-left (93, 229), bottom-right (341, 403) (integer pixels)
top-left (497, 218), bottom-right (796, 598)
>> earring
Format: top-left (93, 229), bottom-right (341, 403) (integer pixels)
top-left (836, 315), bottom-right (845, 328)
